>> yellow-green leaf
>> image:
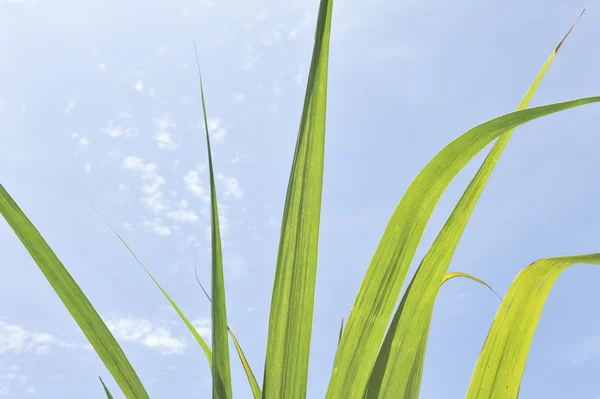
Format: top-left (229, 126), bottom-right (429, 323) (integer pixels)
top-left (94, 208), bottom-right (213, 370)
top-left (99, 377), bottom-right (115, 399)
top-left (0, 184), bottom-right (149, 399)
top-left (328, 94), bottom-right (600, 398)
top-left (441, 272), bottom-right (502, 301)
top-left (363, 15), bottom-right (584, 398)
top-left (195, 259), bottom-right (261, 399)
top-left (466, 254), bottom-right (600, 399)
top-left (194, 44), bottom-right (232, 399)
top-left (263, 0), bottom-right (333, 397)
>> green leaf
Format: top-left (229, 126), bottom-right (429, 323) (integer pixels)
top-left (194, 256), bottom-right (261, 399)
top-left (0, 184), bottom-right (148, 399)
top-left (263, 0), bottom-right (333, 397)
top-left (362, 15), bottom-right (585, 398)
top-left (337, 318), bottom-right (344, 349)
top-left (440, 272), bottom-right (502, 301)
top-left (327, 94), bottom-right (600, 397)
top-left (466, 254), bottom-right (600, 399)
top-left (94, 208), bottom-right (213, 370)
top-left (194, 44), bottom-right (232, 399)
top-left (99, 377), bottom-right (115, 399)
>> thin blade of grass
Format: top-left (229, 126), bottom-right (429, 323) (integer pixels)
top-left (440, 272), bottom-right (502, 301)
top-left (327, 94), bottom-right (600, 397)
top-left (0, 184), bottom-right (149, 399)
top-left (263, 0), bottom-right (333, 397)
top-left (194, 44), bottom-right (232, 399)
top-left (466, 254), bottom-right (600, 399)
top-left (194, 256), bottom-right (261, 399)
top-left (337, 318), bottom-right (344, 348)
top-left (363, 15), bottom-right (584, 398)
top-left (99, 377), bottom-right (115, 399)
top-left (94, 208), bottom-right (213, 370)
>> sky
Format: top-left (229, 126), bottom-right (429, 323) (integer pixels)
top-left (1, 0), bottom-right (600, 397)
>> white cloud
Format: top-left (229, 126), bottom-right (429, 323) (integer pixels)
top-left (154, 131), bottom-right (178, 150)
top-left (103, 121), bottom-right (138, 138)
top-left (98, 63), bottom-right (106, 71)
top-left (118, 184), bottom-right (129, 191)
top-left (70, 132), bottom-right (89, 149)
top-left (288, 28), bottom-right (298, 39)
top-left (63, 101), bottom-right (76, 115)
top-left (135, 80), bottom-right (144, 92)
top-left (233, 92), bottom-right (245, 103)
top-left (192, 318), bottom-right (211, 343)
top-left (83, 161), bottom-right (92, 174)
top-left (262, 30), bottom-right (282, 46)
top-left (143, 219), bottom-right (171, 236)
top-left (156, 45), bottom-right (166, 56)
top-left (105, 317), bottom-right (185, 355)
top-left (216, 174), bottom-right (244, 200)
top-left (152, 114), bottom-right (176, 130)
top-left (123, 156), bottom-right (168, 214)
top-left (184, 168), bottom-right (210, 203)
top-left (0, 321), bottom-right (79, 355)
top-left (166, 200), bottom-right (199, 223)
top-left (255, 10), bottom-right (270, 21)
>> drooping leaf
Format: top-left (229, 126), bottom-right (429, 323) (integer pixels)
top-left (466, 254), bottom-right (600, 399)
top-left (441, 272), bottom-right (502, 301)
top-left (194, 43), bottom-right (232, 399)
top-left (263, 0), bottom-right (333, 397)
top-left (194, 255), bottom-right (261, 399)
top-left (0, 184), bottom-right (149, 399)
top-left (362, 14), bottom-right (585, 398)
top-left (99, 377), bottom-right (115, 399)
top-left (94, 208), bottom-right (212, 370)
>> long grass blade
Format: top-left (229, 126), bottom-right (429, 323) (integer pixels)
top-left (363, 15), bottom-right (584, 398)
top-left (466, 254), bottom-right (600, 398)
top-left (99, 377), bottom-right (115, 399)
top-left (94, 208), bottom-right (213, 370)
top-left (194, 44), bottom-right (232, 399)
top-left (194, 256), bottom-right (261, 399)
top-left (337, 318), bottom-right (344, 348)
top-left (327, 93), bottom-right (600, 397)
top-left (0, 184), bottom-right (149, 399)
top-left (263, 0), bottom-right (333, 397)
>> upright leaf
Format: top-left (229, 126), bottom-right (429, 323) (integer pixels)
top-left (0, 184), bottom-right (149, 399)
top-left (195, 258), bottom-right (262, 399)
top-left (263, 0), bottom-right (333, 397)
top-left (467, 254), bottom-right (600, 399)
top-left (327, 94), bottom-right (600, 398)
top-left (364, 14), bottom-right (584, 397)
top-left (194, 44), bottom-right (232, 399)
top-left (99, 377), bottom-right (115, 399)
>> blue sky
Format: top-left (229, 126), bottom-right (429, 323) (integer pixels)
top-left (1, 0), bottom-right (600, 397)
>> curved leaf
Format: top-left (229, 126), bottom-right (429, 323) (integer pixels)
top-left (363, 14), bottom-right (585, 398)
top-left (327, 94), bottom-right (600, 397)
top-left (466, 254), bottom-right (600, 399)
top-left (0, 184), bottom-right (149, 399)
top-left (263, 0), bottom-right (333, 397)
top-left (441, 272), bottom-right (502, 301)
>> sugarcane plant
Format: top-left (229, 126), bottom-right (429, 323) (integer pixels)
top-left (0, 1), bottom-right (598, 398)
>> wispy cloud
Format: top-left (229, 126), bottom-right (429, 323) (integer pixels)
top-left (0, 321), bottom-right (81, 355)
top-left (143, 218), bottom-right (172, 236)
top-left (184, 167), bottom-right (210, 203)
top-left (70, 132), bottom-right (89, 149)
top-left (103, 121), bottom-right (138, 138)
top-left (135, 80), bottom-right (144, 92)
top-left (123, 156), bottom-right (168, 214)
top-left (105, 317), bottom-right (185, 355)
top-left (216, 174), bottom-right (244, 200)
top-left (166, 199), bottom-right (199, 223)
top-left (152, 114), bottom-right (178, 150)
top-left (63, 101), bottom-right (76, 115)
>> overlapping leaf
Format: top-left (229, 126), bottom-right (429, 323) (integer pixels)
top-left (363, 13), bottom-right (585, 398)
top-left (327, 94), bottom-right (600, 397)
